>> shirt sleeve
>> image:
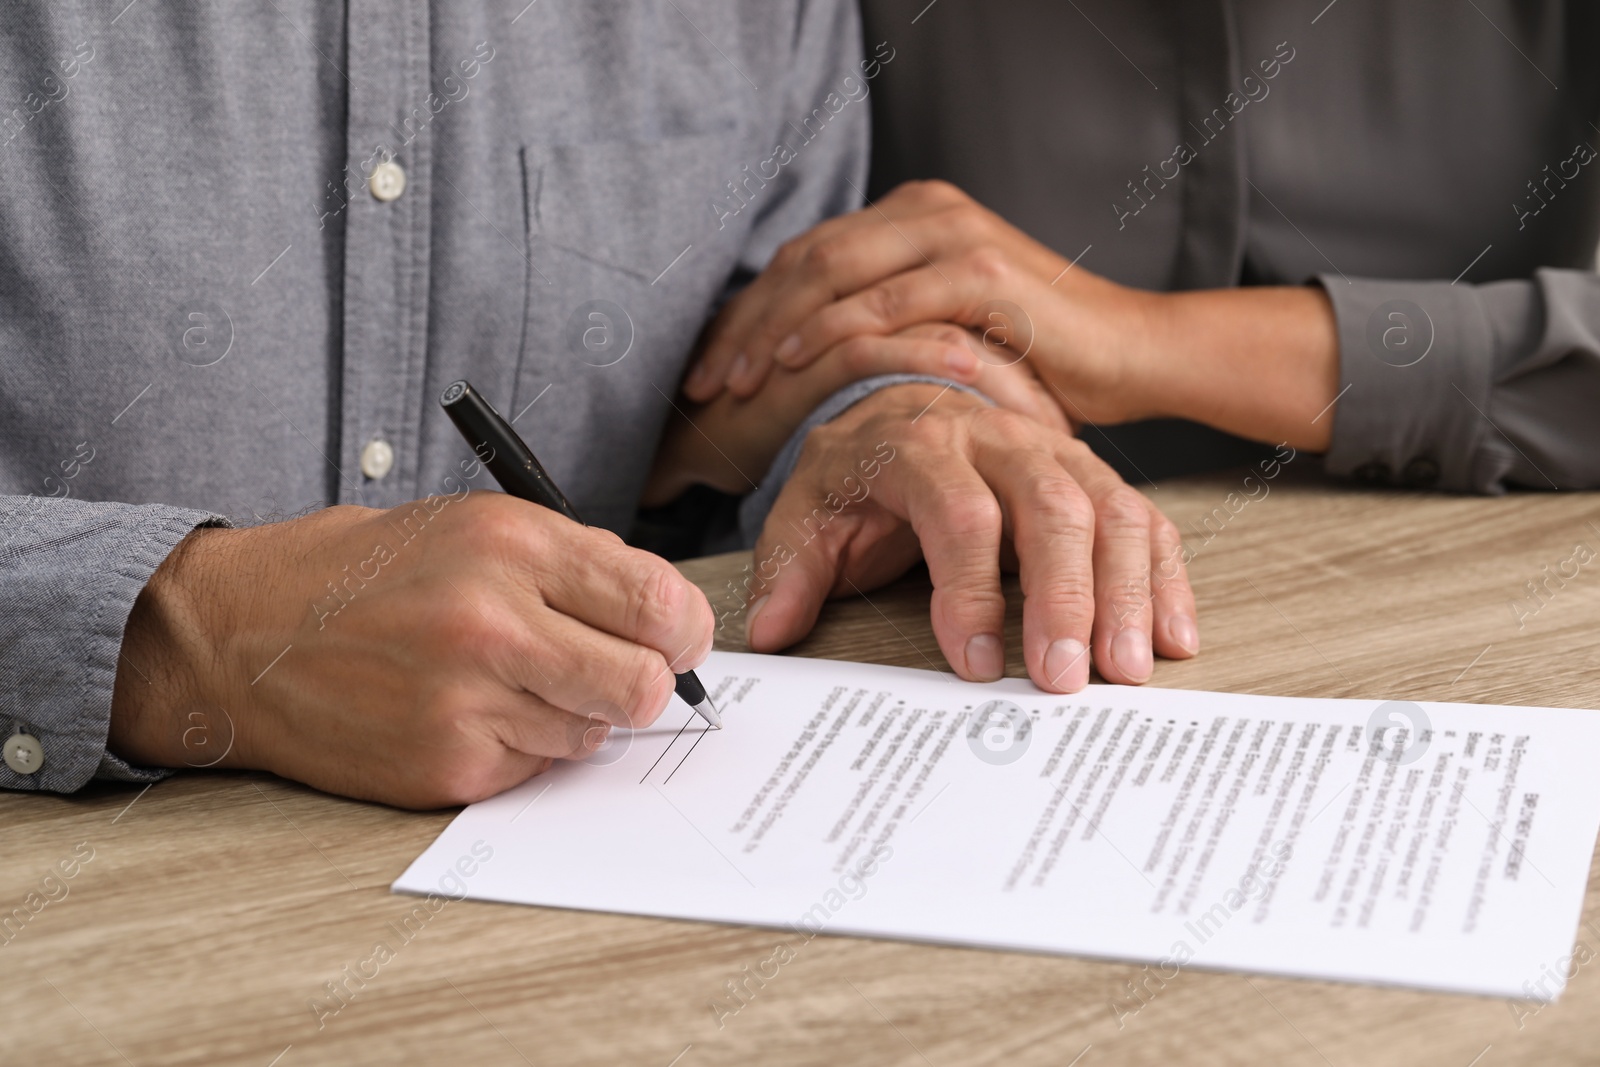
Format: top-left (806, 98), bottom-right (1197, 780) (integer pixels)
top-left (1319, 267), bottom-right (1600, 493)
top-left (730, 0), bottom-right (872, 275)
top-left (0, 494), bottom-right (225, 793)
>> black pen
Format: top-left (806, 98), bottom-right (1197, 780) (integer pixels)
top-left (439, 379), bottom-right (723, 730)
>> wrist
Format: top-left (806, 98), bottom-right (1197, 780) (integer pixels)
top-left (1102, 285), bottom-right (1173, 423)
top-left (1131, 288), bottom-right (1212, 424)
top-left (1032, 275), bottom-right (1169, 425)
top-left (109, 526), bottom-right (237, 769)
top-left (1131, 286), bottom-right (1340, 450)
top-left (830, 380), bottom-right (973, 432)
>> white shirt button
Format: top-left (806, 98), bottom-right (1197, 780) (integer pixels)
top-left (369, 160), bottom-right (407, 202)
top-left (4, 733), bottom-right (44, 775)
top-left (360, 438), bottom-right (395, 480)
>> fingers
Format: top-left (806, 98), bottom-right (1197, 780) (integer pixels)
top-left (510, 609), bottom-right (684, 729)
top-left (733, 197), bottom-right (1064, 389)
top-left (968, 430), bottom-right (1096, 693)
top-left (683, 182), bottom-right (1010, 402)
top-left (878, 448), bottom-right (1010, 682)
top-left (683, 194), bottom-right (941, 402)
top-left (744, 428), bottom-right (928, 656)
top-left (1148, 509), bottom-right (1200, 660)
top-left (1089, 485), bottom-right (1156, 685)
top-left (780, 255), bottom-right (1010, 372)
top-left (462, 513), bottom-right (712, 727)
top-left (816, 330), bottom-right (983, 392)
top-left (682, 302), bottom-right (743, 402)
top-left (742, 503), bottom-right (847, 654)
top-left (488, 693), bottom-right (614, 761)
top-left (727, 237), bottom-right (934, 394)
top-left (533, 523), bottom-right (714, 673)
top-left (889, 323), bottom-right (1070, 431)
top-left (1052, 440), bottom-right (1167, 684)
top-left (728, 393), bottom-right (1197, 707)
top-left (407, 748), bottom-right (555, 810)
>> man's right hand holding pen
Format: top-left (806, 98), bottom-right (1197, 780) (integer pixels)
top-left (108, 493), bottom-right (715, 809)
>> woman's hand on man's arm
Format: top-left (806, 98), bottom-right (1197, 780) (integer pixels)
top-left (683, 180), bottom-right (1341, 453)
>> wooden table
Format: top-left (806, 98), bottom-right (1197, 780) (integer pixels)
top-left (4, 470), bottom-right (1600, 1066)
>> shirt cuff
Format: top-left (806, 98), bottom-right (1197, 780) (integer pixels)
top-left (0, 499), bottom-right (226, 793)
top-left (735, 374), bottom-right (993, 546)
top-left (1318, 276), bottom-right (1497, 492)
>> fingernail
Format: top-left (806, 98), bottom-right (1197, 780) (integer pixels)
top-left (964, 633), bottom-right (1004, 681)
top-left (1045, 638), bottom-right (1089, 691)
top-left (775, 334), bottom-right (802, 365)
top-left (584, 722), bottom-right (611, 750)
top-left (1112, 628), bottom-right (1154, 683)
top-left (1169, 614), bottom-right (1199, 655)
top-left (944, 345), bottom-right (978, 376)
top-left (729, 351), bottom-right (750, 384)
top-left (744, 595), bottom-right (770, 648)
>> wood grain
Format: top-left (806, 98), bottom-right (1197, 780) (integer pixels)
top-left (3, 469), bottom-right (1599, 1066)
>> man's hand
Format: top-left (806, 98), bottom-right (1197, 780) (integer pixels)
top-left (109, 493), bottom-right (713, 808)
top-left (744, 384), bottom-right (1198, 692)
top-left (645, 321), bottom-right (1065, 507)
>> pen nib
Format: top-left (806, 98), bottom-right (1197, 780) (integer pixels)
top-left (694, 697), bottom-right (724, 731)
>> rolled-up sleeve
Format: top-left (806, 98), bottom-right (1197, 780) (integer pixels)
top-left (0, 495), bottom-right (224, 793)
top-left (1320, 268), bottom-right (1600, 493)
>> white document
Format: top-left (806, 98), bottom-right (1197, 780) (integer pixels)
top-left (394, 651), bottom-right (1600, 1000)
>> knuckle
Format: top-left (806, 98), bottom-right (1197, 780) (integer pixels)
top-left (948, 203), bottom-right (992, 241)
top-left (901, 415), bottom-right (949, 450)
top-left (941, 490), bottom-right (1003, 539)
top-left (1099, 486), bottom-right (1152, 529)
top-left (414, 714), bottom-right (494, 805)
top-left (433, 766), bottom-right (494, 807)
top-left (1059, 435), bottom-right (1095, 461)
top-left (864, 281), bottom-right (902, 323)
top-left (1036, 579), bottom-right (1097, 618)
top-left (433, 593), bottom-right (503, 657)
top-left (864, 283), bottom-right (902, 325)
top-left (803, 237), bottom-right (847, 277)
top-left (1151, 511), bottom-right (1183, 547)
top-left (1023, 471), bottom-right (1088, 515)
top-left (984, 406), bottom-right (1035, 440)
top-left (1036, 491), bottom-right (1096, 544)
top-left (915, 178), bottom-right (967, 206)
top-left (944, 587), bottom-right (1007, 631)
top-left (625, 559), bottom-right (686, 644)
top-left (451, 493), bottom-right (534, 553)
top-left (620, 652), bottom-right (675, 726)
top-left (839, 335), bottom-right (879, 373)
top-left (772, 236), bottom-right (806, 271)
top-left (963, 246), bottom-right (1010, 283)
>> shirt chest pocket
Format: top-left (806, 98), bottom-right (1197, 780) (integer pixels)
top-left (516, 130), bottom-right (749, 375)
top-left (525, 129), bottom-right (745, 286)
top-left (509, 130), bottom-right (749, 527)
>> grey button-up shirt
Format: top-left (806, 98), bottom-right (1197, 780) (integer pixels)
top-left (0, 0), bottom-right (872, 792)
top-left (861, 0), bottom-right (1600, 492)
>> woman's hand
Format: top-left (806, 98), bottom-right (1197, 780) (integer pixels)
top-left (684, 180), bottom-right (1340, 452)
top-left (684, 181), bottom-right (1085, 401)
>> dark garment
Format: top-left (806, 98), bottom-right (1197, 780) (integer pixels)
top-left (860, 0), bottom-right (1600, 491)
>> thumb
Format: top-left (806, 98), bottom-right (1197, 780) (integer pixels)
top-left (743, 498), bottom-right (850, 653)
